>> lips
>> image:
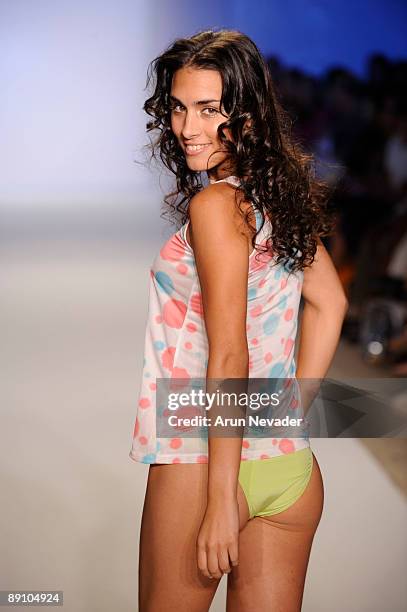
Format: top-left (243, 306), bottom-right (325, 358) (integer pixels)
top-left (184, 143), bottom-right (211, 156)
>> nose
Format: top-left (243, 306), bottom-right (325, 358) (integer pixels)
top-left (181, 109), bottom-right (201, 140)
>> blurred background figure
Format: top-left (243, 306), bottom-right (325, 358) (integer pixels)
top-left (266, 53), bottom-right (407, 372)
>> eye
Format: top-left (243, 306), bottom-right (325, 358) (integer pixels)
top-left (170, 103), bottom-right (185, 113)
top-left (202, 107), bottom-right (219, 116)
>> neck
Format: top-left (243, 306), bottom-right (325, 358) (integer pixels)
top-left (208, 174), bottom-right (237, 184)
top-left (207, 163), bottom-right (236, 184)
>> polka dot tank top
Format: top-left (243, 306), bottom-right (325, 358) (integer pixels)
top-left (129, 176), bottom-right (310, 464)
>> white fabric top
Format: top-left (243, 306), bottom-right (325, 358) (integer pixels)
top-left (129, 176), bottom-right (310, 464)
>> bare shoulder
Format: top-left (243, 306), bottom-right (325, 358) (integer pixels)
top-left (188, 182), bottom-right (256, 243)
top-left (189, 181), bottom-right (239, 217)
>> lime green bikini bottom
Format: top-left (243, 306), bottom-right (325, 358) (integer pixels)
top-left (238, 447), bottom-right (314, 519)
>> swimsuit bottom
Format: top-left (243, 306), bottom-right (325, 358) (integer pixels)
top-left (238, 447), bottom-right (313, 519)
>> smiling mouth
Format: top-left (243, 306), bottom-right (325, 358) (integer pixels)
top-left (184, 143), bottom-right (211, 154)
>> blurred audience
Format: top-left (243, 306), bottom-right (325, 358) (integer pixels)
top-left (267, 54), bottom-right (407, 373)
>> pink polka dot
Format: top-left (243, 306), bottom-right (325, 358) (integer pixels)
top-left (284, 308), bottom-right (294, 321)
top-left (279, 438), bottom-right (295, 454)
top-left (170, 438), bottom-right (182, 449)
top-left (176, 263), bottom-right (188, 275)
top-left (267, 296), bottom-right (273, 303)
top-left (196, 455), bottom-right (208, 463)
top-left (172, 421), bottom-right (191, 434)
top-left (184, 342), bottom-right (192, 350)
top-left (139, 397), bottom-right (151, 409)
top-left (264, 352), bottom-right (273, 363)
top-left (162, 346), bottom-right (176, 371)
top-left (172, 367), bottom-right (190, 379)
top-left (260, 454), bottom-right (270, 459)
top-left (150, 270), bottom-right (154, 279)
top-left (149, 382), bottom-right (157, 390)
top-left (289, 397), bottom-right (299, 410)
top-left (249, 250), bottom-right (273, 272)
top-left (172, 457), bottom-right (181, 463)
top-left (187, 322), bottom-right (197, 333)
top-left (163, 299), bottom-right (187, 328)
top-left (242, 440), bottom-right (250, 448)
top-left (281, 337), bottom-right (285, 344)
top-left (160, 237), bottom-right (185, 261)
top-left (248, 357), bottom-right (253, 371)
top-left (259, 278), bottom-right (267, 288)
top-left (250, 305), bottom-right (263, 317)
top-left (280, 278), bottom-right (288, 289)
top-left (155, 315), bottom-right (163, 324)
top-left (133, 418), bottom-right (139, 437)
top-left (272, 439), bottom-right (277, 445)
top-left (249, 260), bottom-right (267, 273)
top-left (168, 379), bottom-right (190, 394)
top-left (284, 338), bottom-right (295, 356)
top-left (139, 436), bottom-right (148, 445)
top-left (190, 293), bottom-right (204, 317)
top-left (251, 337), bottom-right (259, 345)
top-left (241, 456), bottom-right (248, 461)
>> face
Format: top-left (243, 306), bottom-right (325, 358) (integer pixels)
top-left (169, 66), bottom-right (233, 180)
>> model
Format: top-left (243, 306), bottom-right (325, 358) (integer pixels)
top-left (129, 29), bottom-right (348, 611)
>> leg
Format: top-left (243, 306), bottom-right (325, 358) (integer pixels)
top-left (139, 462), bottom-right (251, 612)
top-left (227, 452), bottom-right (324, 612)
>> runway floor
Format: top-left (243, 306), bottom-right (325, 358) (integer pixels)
top-left (1, 239), bottom-right (406, 611)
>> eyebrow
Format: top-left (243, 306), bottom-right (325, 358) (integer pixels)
top-left (169, 95), bottom-right (220, 107)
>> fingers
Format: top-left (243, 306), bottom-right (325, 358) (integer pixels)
top-left (208, 547), bottom-right (223, 579)
top-left (197, 542), bottom-right (239, 580)
top-left (228, 540), bottom-right (239, 567)
top-left (197, 545), bottom-right (212, 579)
top-left (218, 548), bottom-right (232, 575)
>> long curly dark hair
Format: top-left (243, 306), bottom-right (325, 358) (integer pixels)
top-left (143, 29), bottom-right (334, 272)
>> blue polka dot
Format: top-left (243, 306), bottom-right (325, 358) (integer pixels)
top-left (278, 295), bottom-right (287, 310)
top-left (274, 267), bottom-right (282, 280)
top-left (156, 441), bottom-right (161, 451)
top-left (191, 380), bottom-right (202, 392)
top-left (269, 362), bottom-right (286, 378)
top-left (264, 314), bottom-right (280, 335)
top-left (144, 372), bottom-right (151, 378)
top-left (248, 287), bottom-right (257, 300)
top-left (142, 453), bottom-right (157, 463)
top-left (155, 271), bottom-right (174, 295)
top-left (154, 340), bottom-right (165, 350)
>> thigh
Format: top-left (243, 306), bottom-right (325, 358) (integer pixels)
top-left (139, 462), bottom-right (251, 612)
top-left (227, 452), bottom-right (324, 612)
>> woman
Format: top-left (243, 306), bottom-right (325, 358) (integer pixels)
top-left (130, 29), bottom-right (348, 611)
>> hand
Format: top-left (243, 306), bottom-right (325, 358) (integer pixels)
top-left (196, 497), bottom-right (240, 580)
